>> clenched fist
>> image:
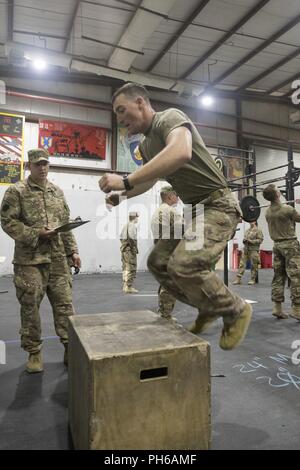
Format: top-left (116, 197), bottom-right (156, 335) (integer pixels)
top-left (99, 174), bottom-right (125, 193)
top-left (105, 193), bottom-right (121, 207)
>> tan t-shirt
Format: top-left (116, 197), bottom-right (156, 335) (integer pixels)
top-left (139, 108), bottom-right (227, 204)
top-left (265, 202), bottom-right (300, 241)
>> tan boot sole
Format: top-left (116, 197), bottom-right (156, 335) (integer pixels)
top-left (26, 366), bottom-right (43, 374)
top-left (219, 303), bottom-right (252, 350)
top-left (272, 312), bottom-right (289, 319)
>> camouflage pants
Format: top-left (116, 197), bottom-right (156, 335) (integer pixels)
top-left (121, 249), bottom-right (137, 287)
top-left (147, 191), bottom-right (245, 321)
top-left (158, 285), bottom-right (176, 319)
top-left (238, 249), bottom-right (260, 280)
top-left (272, 239), bottom-right (300, 304)
top-left (14, 258), bottom-right (74, 353)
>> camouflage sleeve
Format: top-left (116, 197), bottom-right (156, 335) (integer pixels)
top-left (257, 229), bottom-right (264, 244)
top-left (60, 231), bottom-right (78, 256)
top-left (59, 193), bottom-right (79, 256)
top-left (0, 186), bottom-right (40, 247)
top-left (249, 228), bottom-right (264, 245)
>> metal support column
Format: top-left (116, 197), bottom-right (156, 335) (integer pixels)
top-left (224, 244), bottom-right (229, 287)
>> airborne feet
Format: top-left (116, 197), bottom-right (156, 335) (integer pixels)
top-left (219, 303), bottom-right (252, 350)
top-left (188, 314), bottom-right (218, 334)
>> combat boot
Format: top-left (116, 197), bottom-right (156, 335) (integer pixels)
top-left (26, 352), bottom-right (43, 374)
top-left (233, 276), bottom-right (242, 285)
top-left (123, 285), bottom-right (138, 293)
top-left (159, 311), bottom-right (172, 320)
top-left (63, 344), bottom-right (68, 367)
top-left (290, 304), bottom-right (300, 321)
top-left (219, 302), bottom-right (252, 350)
top-left (248, 279), bottom-right (256, 285)
top-left (188, 313), bottom-right (218, 334)
top-left (272, 302), bottom-right (289, 319)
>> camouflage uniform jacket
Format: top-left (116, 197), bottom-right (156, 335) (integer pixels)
top-left (243, 226), bottom-right (264, 251)
top-left (0, 176), bottom-right (78, 264)
top-left (120, 221), bottom-right (138, 254)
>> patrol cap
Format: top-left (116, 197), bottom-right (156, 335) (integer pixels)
top-left (28, 148), bottom-right (49, 164)
top-left (160, 185), bottom-right (176, 195)
top-left (129, 211), bottom-right (139, 217)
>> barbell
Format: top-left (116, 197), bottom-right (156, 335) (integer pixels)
top-left (240, 195), bottom-right (300, 222)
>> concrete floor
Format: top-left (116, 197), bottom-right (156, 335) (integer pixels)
top-left (0, 270), bottom-right (300, 450)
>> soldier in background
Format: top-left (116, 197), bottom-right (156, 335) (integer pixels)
top-left (263, 184), bottom-right (300, 320)
top-left (0, 149), bottom-right (81, 373)
top-left (151, 186), bottom-right (183, 319)
top-left (233, 221), bottom-right (264, 285)
top-left (120, 212), bottom-right (139, 293)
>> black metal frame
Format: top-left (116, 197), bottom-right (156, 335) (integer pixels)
top-left (223, 144), bottom-right (300, 286)
top-left (223, 147), bottom-right (256, 286)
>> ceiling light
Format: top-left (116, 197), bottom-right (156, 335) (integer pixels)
top-left (33, 58), bottom-right (47, 71)
top-left (201, 95), bottom-right (214, 107)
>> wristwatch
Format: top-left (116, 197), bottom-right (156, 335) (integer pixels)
top-left (122, 174), bottom-right (133, 191)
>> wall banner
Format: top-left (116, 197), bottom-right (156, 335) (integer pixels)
top-left (0, 112), bottom-right (24, 185)
top-left (39, 120), bottom-right (107, 160)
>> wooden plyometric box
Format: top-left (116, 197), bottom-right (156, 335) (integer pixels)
top-left (68, 310), bottom-right (211, 450)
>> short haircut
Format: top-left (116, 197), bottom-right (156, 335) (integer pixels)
top-left (129, 212), bottom-right (139, 221)
top-left (112, 82), bottom-right (150, 105)
top-left (262, 184), bottom-right (278, 202)
top-left (160, 186), bottom-right (177, 202)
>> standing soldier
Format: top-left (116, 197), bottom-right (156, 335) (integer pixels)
top-left (0, 149), bottom-right (81, 373)
top-left (120, 212), bottom-right (139, 293)
top-left (263, 184), bottom-right (300, 320)
top-left (151, 186), bottom-right (183, 319)
top-left (233, 221), bottom-right (264, 285)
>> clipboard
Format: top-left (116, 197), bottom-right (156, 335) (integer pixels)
top-left (53, 219), bottom-right (90, 233)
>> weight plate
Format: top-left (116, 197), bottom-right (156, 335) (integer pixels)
top-left (240, 195), bottom-right (261, 222)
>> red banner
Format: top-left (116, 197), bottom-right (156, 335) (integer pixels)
top-left (39, 120), bottom-right (107, 160)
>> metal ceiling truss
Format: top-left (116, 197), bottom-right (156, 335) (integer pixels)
top-left (265, 71), bottom-right (300, 96)
top-left (64, 0), bottom-right (82, 53)
top-left (146, 0), bottom-right (211, 72)
top-left (201, 12), bottom-right (300, 93)
top-left (237, 46), bottom-right (300, 92)
top-left (7, 0), bottom-right (14, 42)
top-left (212, 14), bottom-right (300, 86)
top-left (180, 0), bottom-right (270, 80)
